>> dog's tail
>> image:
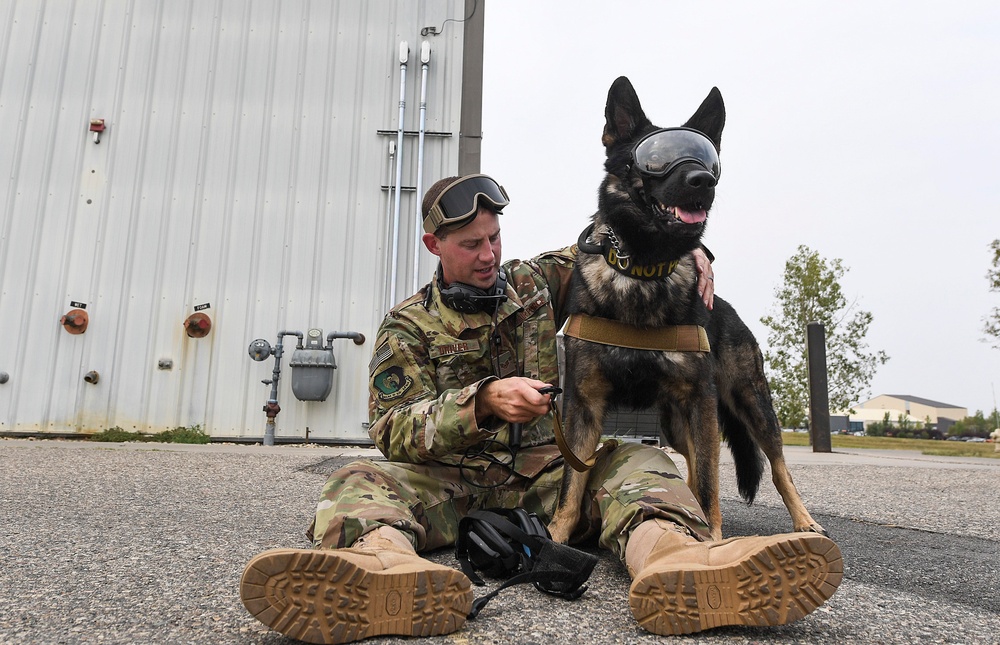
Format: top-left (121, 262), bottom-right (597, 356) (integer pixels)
top-left (719, 404), bottom-right (764, 505)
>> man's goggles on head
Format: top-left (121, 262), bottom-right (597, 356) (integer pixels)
top-left (424, 174), bottom-right (510, 234)
top-left (631, 127), bottom-right (721, 179)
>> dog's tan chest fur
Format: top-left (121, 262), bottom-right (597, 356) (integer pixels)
top-left (578, 252), bottom-right (698, 324)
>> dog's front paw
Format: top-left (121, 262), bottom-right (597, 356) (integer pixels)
top-left (797, 521), bottom-right (828, 537)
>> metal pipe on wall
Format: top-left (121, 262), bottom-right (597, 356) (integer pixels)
top-left (413, 41), bottom-right (431, 293)
top-left (390, 41), bottom-right (409, 306)
top-left (382, 139), bottom-right (397, 314)
top-left (262, 331), bottom-right (304, 446)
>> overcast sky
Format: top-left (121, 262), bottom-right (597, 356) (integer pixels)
top-left (479, 1), bottom-right (1000, 417)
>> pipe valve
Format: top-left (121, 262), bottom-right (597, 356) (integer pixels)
top-left (90, 119), bottom-right (106, 144)
top-left (61, 309), bottom-right (89, 334)
top-left (183, 312), bottom-right (212, 338)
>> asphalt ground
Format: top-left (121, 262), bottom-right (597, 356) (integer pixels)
top-left (2, 438), bottom-right (998, 645)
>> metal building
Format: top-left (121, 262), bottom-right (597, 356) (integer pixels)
top-left (0, 0), bottom-right (485, 442)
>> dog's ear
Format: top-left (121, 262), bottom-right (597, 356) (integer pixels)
top-left (602, 76), bottom-right (651, 149)
top-left (683, 87), bottom-right (726, 150)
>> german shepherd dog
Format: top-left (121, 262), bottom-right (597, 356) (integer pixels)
top-left (547, 77), bottom-right (825, 543)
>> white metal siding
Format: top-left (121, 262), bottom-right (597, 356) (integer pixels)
top-left (0, 0), bottom-right (473, 441)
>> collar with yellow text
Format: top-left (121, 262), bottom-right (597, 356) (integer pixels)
top-left (576, 224), bottom-right (678, 281)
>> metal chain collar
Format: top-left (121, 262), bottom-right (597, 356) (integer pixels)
top-left (605, 226), bottom-right (631, 270)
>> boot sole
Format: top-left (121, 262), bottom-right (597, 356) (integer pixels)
top-left (240, 548), bottom-right (473, 644)
top-left (630, 534), bottom-right (843, 635)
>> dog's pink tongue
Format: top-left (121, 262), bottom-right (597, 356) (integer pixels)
top-left (676, 208), bottom-right (707, 224)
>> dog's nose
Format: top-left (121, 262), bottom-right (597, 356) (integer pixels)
top-left (685, 170), bottom-right (717, 189)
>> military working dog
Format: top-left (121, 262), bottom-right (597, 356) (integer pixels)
top-left (546, 77), bottom-right (825, 543)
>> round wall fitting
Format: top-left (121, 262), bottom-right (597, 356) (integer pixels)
top-left (184, 313), bottom-right (212, 338)
top-left (61, 309), bottom-right (89, 334)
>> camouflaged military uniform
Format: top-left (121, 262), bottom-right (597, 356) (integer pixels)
top-left (310, 246), bottom-right (712, 560)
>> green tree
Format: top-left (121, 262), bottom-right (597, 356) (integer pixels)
top-left (761, 245), bottom-right (889, 428)
top-left (984, 239), bottom-right (1000, 349)
top-left (950, 410), bottom-right (993, 438)
top-left (866, 411), bottom-right (892, 437)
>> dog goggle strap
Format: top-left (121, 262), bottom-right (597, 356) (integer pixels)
top-left (630, 127), bottom-right (721, 179)
top-left (424, 174), bottom-right (510, 233)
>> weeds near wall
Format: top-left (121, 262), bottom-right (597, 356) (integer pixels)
top-left (89, 425), bottom-right (211, 444)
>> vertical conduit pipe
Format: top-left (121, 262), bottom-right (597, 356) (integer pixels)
top-left (263, 331), bottom-right (304, 446)
top-left (390, 42), bottom-right (409, 305)
top-left (413, 41), bottom-right (431, 292)
top-left (383, 140), bottom-right (397, 313)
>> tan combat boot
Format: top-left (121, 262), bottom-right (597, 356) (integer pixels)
top-left (625, 519), bottom-right (842, 635)
top-left (240, 527), bottom-right (473, 644)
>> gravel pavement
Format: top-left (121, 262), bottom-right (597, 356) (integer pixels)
top-left (2, 438), bottom-right (998, 645)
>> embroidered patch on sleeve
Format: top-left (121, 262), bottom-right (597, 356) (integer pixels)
top-left (372, 365), bottom-right (414, 402)
top-left (368, 342), bottom-right (393, 374)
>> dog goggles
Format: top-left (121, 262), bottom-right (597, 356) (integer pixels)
top-left (630, 127), bottom-right (721, 179)
top-left (424, 174), bottom-right (510, 233)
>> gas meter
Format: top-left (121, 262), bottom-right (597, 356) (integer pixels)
top-left (289, 328), bottom-right (337, 401)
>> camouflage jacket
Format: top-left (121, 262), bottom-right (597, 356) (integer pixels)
top-left (367, 246), bottom-right (576, 468)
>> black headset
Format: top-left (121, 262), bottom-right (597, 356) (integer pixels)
top-left (437, 266), bottom-right (508, 314)
top-left (456, 508), bottom-right (552, 583)
top-left (456, 507), bottom-right (599, 618)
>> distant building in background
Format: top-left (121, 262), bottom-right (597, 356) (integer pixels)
top-left (850, 395), bottom-right (967, 434)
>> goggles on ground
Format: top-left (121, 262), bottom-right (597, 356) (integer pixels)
top-left (630, 127), bottom-right (721, 179)
top-left (424, 174), bottom-right (510, 234)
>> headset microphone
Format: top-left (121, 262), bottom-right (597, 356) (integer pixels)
top-left (438, 266), bottom-right (509, 314)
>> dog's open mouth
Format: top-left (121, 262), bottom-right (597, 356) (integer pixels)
top-left (653, 201), bottom-right (707, 225)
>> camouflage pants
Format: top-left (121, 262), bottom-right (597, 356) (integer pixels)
top-left (310, 442), bottom-right (710, 562)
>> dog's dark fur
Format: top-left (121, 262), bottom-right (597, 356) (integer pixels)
top-left (547, 77), bottom-right (825, 543)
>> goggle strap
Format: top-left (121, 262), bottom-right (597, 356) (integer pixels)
top-left (425, 175), bottom-right (509, 233)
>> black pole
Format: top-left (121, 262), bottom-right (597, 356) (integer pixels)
top-left (807, 322), bottom-right (832, 453)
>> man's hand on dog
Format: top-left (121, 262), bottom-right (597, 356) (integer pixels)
top-left (693, 247), bottom-right (715, 310)
top-left (476, 377), bottom-right (554, 424)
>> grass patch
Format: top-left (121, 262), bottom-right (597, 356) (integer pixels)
top-left (157, 425), bottom-right (211, 444)
top-left (89, 427), bottom-right (145, 442)
top-left (89, 425), bottom-right (210, 444)
top-left (780, 432), bottom-right (999, 459)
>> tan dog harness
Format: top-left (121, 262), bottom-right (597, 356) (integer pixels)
top-left (553, 314), bottom-right (710, 471)
top-left (563, 313), bottom-right (711, 352)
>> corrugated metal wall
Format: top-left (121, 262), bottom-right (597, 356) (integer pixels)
top-left (0, 0), bottom-right (478, 441)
